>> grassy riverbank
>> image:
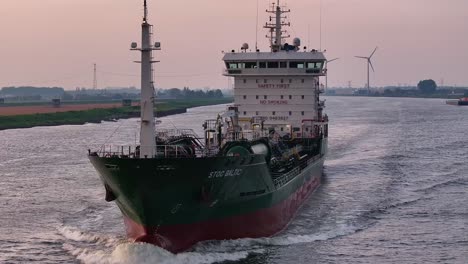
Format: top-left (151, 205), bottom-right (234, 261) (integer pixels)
top-left (0, 98), bottom-right (232, 130)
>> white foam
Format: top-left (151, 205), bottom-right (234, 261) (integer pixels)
top-left (58, 226), bottom-right (117, 246)
top-left (64, 242), bottom-right (254, 264)
top-left (63, 243), bottom-right (111, 264)
top-left (111, 243), bottom-right (251, 264)
top-left (59, 226), bottom-right (100, 242)
top-left (194, 223), bottom-right (357, 252)
top-left (61, 223), bottom-right (357, 264)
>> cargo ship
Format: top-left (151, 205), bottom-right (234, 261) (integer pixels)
top-left (89, 0), bottom-right (329, 253)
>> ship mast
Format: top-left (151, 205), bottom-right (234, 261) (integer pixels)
top-left (264, 0), bottom-right (290, 52)
top-left (132, 0), bottom-right (160, 158)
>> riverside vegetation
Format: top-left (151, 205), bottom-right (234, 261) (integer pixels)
top-left (0, 98), bottom-right (232, 130)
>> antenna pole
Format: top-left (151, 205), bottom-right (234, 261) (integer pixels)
top-left (143, 0), bottom-right (148, 22)
top-left (319, 0), bottom-right (322, 51)
top-left (255, 0), bottom-right (259, 51)
top-left (93, 63), bottom-right (97, 90)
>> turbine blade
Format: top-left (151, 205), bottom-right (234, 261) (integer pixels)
top-left (369, 60), bottom-right (375, 72)
top-left (369, 46), bottom-right (378, 58)
top-left (355, 56), bottom-right (368, 59)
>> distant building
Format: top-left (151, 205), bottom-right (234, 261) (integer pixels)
top-left (0, 98), bottom-right (4, 104)
top-left (52, 98), bottom-right (61, 108)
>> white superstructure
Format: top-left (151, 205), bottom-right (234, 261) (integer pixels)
top-left (222, 0), bottom-right (327, 140)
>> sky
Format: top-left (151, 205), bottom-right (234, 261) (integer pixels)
top-left (0, 0), bottom-right (467, 90)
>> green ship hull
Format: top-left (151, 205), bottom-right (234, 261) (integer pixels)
top-left (89, 138), bottom-right (327, 253)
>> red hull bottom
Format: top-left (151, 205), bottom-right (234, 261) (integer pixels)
top-left (124, 175), bottom-right (321, 253)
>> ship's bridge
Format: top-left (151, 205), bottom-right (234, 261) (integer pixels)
top-left (223, 51), bottom-right (326, 76)
top-left (222, 49), bottom-right (328, 140)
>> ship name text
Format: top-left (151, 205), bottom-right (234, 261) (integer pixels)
top-left (208, 169), bottom-right (243, 179)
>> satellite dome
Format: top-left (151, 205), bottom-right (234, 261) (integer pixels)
top-left (293, 38), bottom-right (301, 47)
top-left (241, 43), bottom-right (249, 50)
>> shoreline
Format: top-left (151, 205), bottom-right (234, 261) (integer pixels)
top-left (325, 94), bottom-right (463, 99)
top-left (0, 99), bottom-right (232, 131)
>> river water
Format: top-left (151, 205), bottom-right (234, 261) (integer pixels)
top-left (0, 97), bottom-right (467, 264)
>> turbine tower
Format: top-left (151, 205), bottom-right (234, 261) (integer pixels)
top-left (325, 58), bottom-right (339, 93)
top-left (355, 47), bottom-right (378, 95)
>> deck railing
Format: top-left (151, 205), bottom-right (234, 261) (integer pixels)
top-left (271, 154), bottom-right (322, 188)
top-left (91, 144), bottom-right (219, 159)
top-left (224, 130), bottom-right (270, 142)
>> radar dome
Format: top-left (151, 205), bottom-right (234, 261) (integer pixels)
top-left (241, 43), bottom-right (249, 50)
top-left (293, 38), bottom-right (301, 47)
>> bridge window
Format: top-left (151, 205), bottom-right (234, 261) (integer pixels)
top-left (289, 95), bottom-right (292, 99)
top-left (290, 62), bottom-right (304, 68)
top-left (302, 95), bottom-right (305, 99)
top-left (227, 62), bottom-right (251, 69)
top-left (281, 95), bottom-right (284, 99)
top-left (281, 79), bottom-right (284, 83)
top-left (264, 95), bottom-right (267, 99)
top-left (244, 111), bottom-right (247, 115)
top-left (272, 111), bottom-right (276, 115)
top-left (259, 62), bottom-right (267, 68)
top-left (256, 111), bottom-right (259, 115)
top-left (289, 111), bottom-right (292, 116)
top-left (301, 111), bottom-right (305, 116)
top-left (243, 79), bottom-right (247, 83)
top-left (268, 61), bottom-right (279, 68)
top-left (256, 95), bottom-right (259, 99)
top-left (306, 61), bottom-right (323, 69)
top-left (245, 62), bottom-right (257, 68)
top-left (227, 62), bottom-right (238, 69)
top-left (243, 95), bottom-right (247, 99)
top-left (280, 62), bottom-right (288, 68)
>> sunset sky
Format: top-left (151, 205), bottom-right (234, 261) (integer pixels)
top-left (0, 0), bottom-right (467, 90)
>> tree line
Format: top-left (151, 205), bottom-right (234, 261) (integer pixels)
top-left (157, 87), bottom-right (224, 99)
top-left (0, 86), bottom-right (226, 102)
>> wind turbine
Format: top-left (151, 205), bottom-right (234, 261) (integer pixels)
top-left (324, 58), bottom-right (339, 93)
top-left (355, 47), bottom-right (378, 95)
